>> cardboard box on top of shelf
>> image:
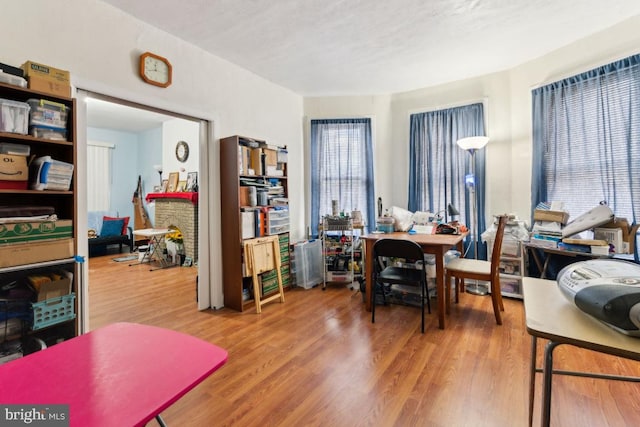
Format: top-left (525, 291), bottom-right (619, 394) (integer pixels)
top-left (26, 75), bottom-right (71, 98)
top-left (21, 61), bottom-right (70, 84)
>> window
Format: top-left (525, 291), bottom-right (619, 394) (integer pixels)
top-left (408, 103), bottom-right (487, 258)
top-left (310, 119), bottom-right (374, 237)
top-left (87, 141), bottom-right (114, 211)
top-left (532, 54), bottom-right (640, 223)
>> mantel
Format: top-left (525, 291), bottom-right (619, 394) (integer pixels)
top-left (146, 192), bottom-right (199, 204)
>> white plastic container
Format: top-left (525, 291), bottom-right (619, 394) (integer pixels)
top-left (293, 239), bottom-right (323, 289)
top-left (0, 98), bottom-right (29, 134)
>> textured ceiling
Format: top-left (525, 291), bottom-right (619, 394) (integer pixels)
top-left (100, 0), bottom-right (640, 96)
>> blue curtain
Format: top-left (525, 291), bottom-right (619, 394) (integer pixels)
top-left (408, 103), bottom-right (487, 259)
top-left (310, 119), bottom-right (375, 238)
top-left (532, 54), bottom-right (640, 231)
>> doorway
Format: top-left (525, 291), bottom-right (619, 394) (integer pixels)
top-left (76, 90), bottom-right (218, 331)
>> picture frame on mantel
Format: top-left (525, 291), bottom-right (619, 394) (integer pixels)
top-left (161, 179), bottom-right (168, 193)
top-left (186, 171), bottom-right (198, 192)
top-left (167, 172), bottom-right (179, 192)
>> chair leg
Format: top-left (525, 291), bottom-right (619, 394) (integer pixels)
top-left (421, 287), bottom-right (425, 334)
top-left (423, 280), bottom-right (431, 314)
top-left (371, 280), bottom-right (376, 324)
top-left (445, 272), bottom-right (451, 314)
top-left (490, 279), bottom-right (503, 325)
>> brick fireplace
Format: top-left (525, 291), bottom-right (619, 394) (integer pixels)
top-left (151, 194), bottom-right (198, 262)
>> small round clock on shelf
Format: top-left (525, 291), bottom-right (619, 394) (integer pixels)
top-left (175, 140), bottom-right (189, 162)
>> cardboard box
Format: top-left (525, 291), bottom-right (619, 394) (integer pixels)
top-left (37, 277), bottom-right (72, 302)
top-left (26, 75), bottom-right (71, 98)
top-left (250, 148), bottom-right (263, 175)
top-left (0, 238), bottom-right (74, 268)
top-left (239, 187), bottom-right (251, 206)
top-left (597, 218), bottom-right (640, 255)
top-left (264, 148), bottom-right (278, 167)
top-left (0, 154), bottom-right (28, 181)
top-left (533, 209), bottom-right (570, 225)
top-left (21, 61), bottom-right (70, 84)
top-left (0, 220), bottom-right (73, 244)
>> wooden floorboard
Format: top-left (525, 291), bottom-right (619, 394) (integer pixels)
top-left (87, 254), bottom-right (640, 427)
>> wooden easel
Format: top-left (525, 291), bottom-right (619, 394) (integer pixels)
top-left (243, 235), bottom-right (285, 313)
top-left (132, 175), bottom-right (153, 246)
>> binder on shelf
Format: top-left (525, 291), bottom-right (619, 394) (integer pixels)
top-left (29, 155), bottom-right (73, 191)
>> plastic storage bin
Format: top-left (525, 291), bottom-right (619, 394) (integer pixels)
top-left (0, 98), bottom-right (29, 134)
top-left (31, 293), bottom-right (76, 330)
top-left (27, 98), bottom-right (69, 129)
top-left (0, 142), bottom-right (30, 156)
top-left (293, 239), bottom-right (323, 289)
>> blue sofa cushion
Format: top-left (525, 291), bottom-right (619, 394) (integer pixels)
top-left (100, 219), bottom-right (125, 237)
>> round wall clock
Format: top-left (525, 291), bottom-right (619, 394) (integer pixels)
top-left (139, 52), bottom-right (172, 88)
top-left (176, 140), bottom-right (189, 162)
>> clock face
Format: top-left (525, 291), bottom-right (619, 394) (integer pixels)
top-left (176, 141), bottom-right (189, 162)
top-left (140, 52), bottom-right (172, 87)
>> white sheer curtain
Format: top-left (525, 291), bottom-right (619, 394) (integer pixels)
top-left (87, 141), bottom-right (114, 212)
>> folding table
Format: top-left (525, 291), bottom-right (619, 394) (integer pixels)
top-left (0, 322), bottom-right (228, 426)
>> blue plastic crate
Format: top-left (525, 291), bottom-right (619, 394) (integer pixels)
top-left (31, 293), bottom-right (76, 331)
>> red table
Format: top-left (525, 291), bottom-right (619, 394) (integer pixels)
top-left (0, 322), bottom-right (228, 426)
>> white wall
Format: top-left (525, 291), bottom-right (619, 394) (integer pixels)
top-left (1, 0), bottom-right (303, 316)
top-left (304, 15), bottom-right (640, 230)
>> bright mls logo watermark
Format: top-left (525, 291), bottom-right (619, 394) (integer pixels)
top-left (0, 405), bottom-right (69, 426)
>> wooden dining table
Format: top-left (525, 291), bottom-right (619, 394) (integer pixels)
top-left (361, 231), bottom-right (466, 329)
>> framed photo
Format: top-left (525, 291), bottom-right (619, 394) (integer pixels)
top-left (161, 179), bottom-right (169, 193)
top-left (186, 171), bottom-right (198, 192)
top-left (153, 185), bottom-right (162, 193)
top-left (177, 180), bottom-right (187, 192)
top-left (167, 172), bottom-right (179, 192)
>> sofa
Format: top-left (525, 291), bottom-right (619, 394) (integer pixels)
top-left (88, 211), bottom-right (133, 257)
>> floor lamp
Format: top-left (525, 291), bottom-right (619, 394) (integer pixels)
top-left (456, 136), bottom-right (489, 295)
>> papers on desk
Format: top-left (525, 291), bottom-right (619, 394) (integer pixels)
top-left (412, 224), bottom-right (434, 234)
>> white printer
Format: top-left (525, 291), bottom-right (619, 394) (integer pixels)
top-left (557, 259), bottom-right (640, 337)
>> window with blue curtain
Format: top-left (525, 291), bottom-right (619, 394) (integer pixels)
top-left (531, 54), bottom-right (640, 228)
top-left (408, 103), bottom-right (487, 259)
top-left (310, 118), bottom-right (375, 238)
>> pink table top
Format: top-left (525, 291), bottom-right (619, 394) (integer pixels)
top-left (0, 322), bottom-right (228, 426)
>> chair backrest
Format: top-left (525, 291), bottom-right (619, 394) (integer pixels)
top-left (372, 238), bottom-right (425, 272)
top-left (489, 215), bottom-right (509, 277)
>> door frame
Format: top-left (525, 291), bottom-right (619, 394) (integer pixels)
top-left (75, 88), bottom-right (219, 331)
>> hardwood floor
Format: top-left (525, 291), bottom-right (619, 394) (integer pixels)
top-left (87, 254), bottom-right (640, 427)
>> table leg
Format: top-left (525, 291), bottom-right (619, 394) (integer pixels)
top-left (435, 248), bottom-right (445, 329)
top-left (364, 239), bottom-right (374, 311)
top-left (528, 335), bottom-right (537, 427)
top-left (541, 341), bottom-right (560, 427)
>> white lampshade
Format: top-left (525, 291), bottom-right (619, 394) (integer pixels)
top-left (456, 136), bottom-right (489, 151)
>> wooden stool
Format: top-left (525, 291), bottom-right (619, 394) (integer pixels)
top-left (243, 235), bottom-right (285, 313)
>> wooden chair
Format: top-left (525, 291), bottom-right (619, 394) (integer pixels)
top-left (371, 239), bottom-right (431, 333)
top-left (444, 215), bottom-right (508, 325)
top-left (243, 235), bottom-right (285, 314)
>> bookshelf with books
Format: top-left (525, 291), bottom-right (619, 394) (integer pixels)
top-left (220, 135), bottom-right (289, 311)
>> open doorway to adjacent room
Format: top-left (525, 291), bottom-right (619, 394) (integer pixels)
top-left (77, 90), bottom-right (215, 329)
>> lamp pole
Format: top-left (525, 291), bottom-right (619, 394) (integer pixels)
top-left (456, 136), bottom-right (490, 296)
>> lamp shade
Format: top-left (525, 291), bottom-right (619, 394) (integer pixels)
top-left (447, 203), bottom-right (460, 216)
top-left (456, 136), bottom-right (489, 151)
